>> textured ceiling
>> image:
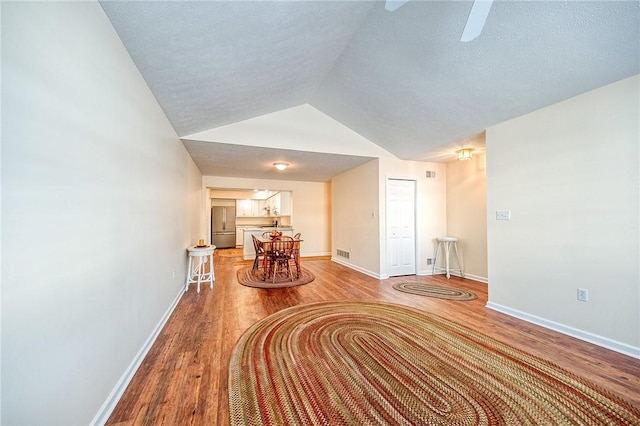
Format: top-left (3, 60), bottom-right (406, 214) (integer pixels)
top-left (181, 140), bottom-right (376, 182)
top-left (100, 0), bottom-right (639, 181)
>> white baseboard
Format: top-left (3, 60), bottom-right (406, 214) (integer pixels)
top-left (333, 262), bottom-right (488, 283)
top-left (417, 270), bottom-right (488, 284)
top-left (302, 251), bottom-right (332, 258)
top-left (486, 302), bottom-right (640, 359)
top-left (90, 287), bottom-right (185, 425)
top-left (331, 257), bottom-right (383, 279)
top-left (455, 272), bottom-right (488, 284)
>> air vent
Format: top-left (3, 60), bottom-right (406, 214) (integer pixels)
top-left (337, 249), bottom-right (350, 259)
top-left (426, 171), bottom-right (436, 179)
top-left (426, 258), bottom-right (434, 266)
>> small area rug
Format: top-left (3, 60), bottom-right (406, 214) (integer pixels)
top-left (392, 281), bottom-right (477, 301)
top-left (228, 301), bottom-right (639, 425)
top-left (236, 265), bottom-right (315, 289)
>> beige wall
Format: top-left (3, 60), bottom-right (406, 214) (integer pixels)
top-left (446, 153), bottom-right (488, 281)
top-left (2, 2), bottom-right (202, 424)
top-left (486, 75), bottom-right (639, 355)
top-left (203, 176), bottom-right (331, 257)
top-left (332, 160), bottom-right (381, 276)
top-left (184, 104), bottom-right (395, 158)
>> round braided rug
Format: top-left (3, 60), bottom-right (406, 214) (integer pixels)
top-left (392, 282), bottom-right (477, 301)
top-left (237, 265), bottom-right (315, 288)
top-left (228, 301), bottom-right (640, 426)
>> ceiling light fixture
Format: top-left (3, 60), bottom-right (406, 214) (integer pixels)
top-left (457, 148), bottom-right (473, 160)
top-left (273, 162), bottom-right (289, 171)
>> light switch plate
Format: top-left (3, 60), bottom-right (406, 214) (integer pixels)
top-left (496, 210), bottom-right (511, 220)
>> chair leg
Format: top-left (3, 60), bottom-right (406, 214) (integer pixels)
top-left (453, 242), bottom-right (464, 278)
top-left (289, 257), bottom-right (299, 279)
top-left (286, 259), bottom-right (293, 282)
top-left (271, 257), bottom-right (294, 283)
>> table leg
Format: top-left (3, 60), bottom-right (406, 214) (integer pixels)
top-left (185, 256), bottom-right (193, 292)
top-left (197, 257), bottom-right (203, 293)
top-left (209, 253), bottom-right (214, 289)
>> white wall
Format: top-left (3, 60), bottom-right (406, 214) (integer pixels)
top-left (446, 153), bottom-right (488, 282)
top-left (203, 176), bottom-right (331, 257)
top-left (486, 75), bottom-right (639, 355)
top-left (1, 2), bottom-right (202, 424)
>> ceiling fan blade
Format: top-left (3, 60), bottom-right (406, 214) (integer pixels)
top-left (385, 0), bottom-right (410, 12)
top-left (460, 0), bottom-right (493, 42)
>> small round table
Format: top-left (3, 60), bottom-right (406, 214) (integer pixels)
top-left (185, 245), bottom-right (215, 293)
top-left (433, 237), bottom-right (464, 279)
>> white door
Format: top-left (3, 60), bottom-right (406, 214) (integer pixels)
top-left (387, 179), bottom-right (416, 276)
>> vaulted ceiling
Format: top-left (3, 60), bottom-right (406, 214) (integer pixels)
top-left (100, 0), bottom-right (639, 181)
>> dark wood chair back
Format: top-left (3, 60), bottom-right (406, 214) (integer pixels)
top-left (251, 235), bottom-right (264, 273)
top-left (268, 237), bottom-right (295, 282)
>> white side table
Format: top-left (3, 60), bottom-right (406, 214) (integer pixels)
top-left (433, 237), bottom-right (464, 279)
top-left (185, 245), bottom-right (215, 292)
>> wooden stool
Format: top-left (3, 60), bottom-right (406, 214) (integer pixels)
top-left (185, 245), bottom-right (215, 292)
top-left (433, 237), bottom-right (464, 279)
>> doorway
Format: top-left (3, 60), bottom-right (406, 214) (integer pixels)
top-left (386, 178), bottom-right (416, 276)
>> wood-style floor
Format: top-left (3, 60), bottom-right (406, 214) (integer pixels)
top-left (107, 250), bottom-right (640, 425)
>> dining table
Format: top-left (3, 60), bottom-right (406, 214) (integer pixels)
top-left (256, 237), bottom-right (302, 280)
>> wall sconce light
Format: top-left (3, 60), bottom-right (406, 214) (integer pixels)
top-left (457, 148), bottom-right (473, 160)
top-left (273, 162), bottom-right (289, 171)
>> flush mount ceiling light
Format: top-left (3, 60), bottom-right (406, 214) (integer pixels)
top-left (273, 162), bottom-right (289, 171)
top-left (457, 148), bottom-right (473, 160)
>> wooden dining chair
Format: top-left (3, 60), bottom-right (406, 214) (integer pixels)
top-left (291, 238), bottom-right (301, 278)
top-left (267, 236), bottom-right (294, 283)
top-left (251, 235), bottom-right (264, 274)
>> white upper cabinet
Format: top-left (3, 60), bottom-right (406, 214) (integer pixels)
top-left (278, 191), bottom-right (291, 216)
top-left (236, 191), bottom-right (292, 217)
top-left (250, 200), bottom-right (263, 216)
top-left (268, 191), bottom-right (291, 217)
top-left (236, 199), bottom-right (252, 217)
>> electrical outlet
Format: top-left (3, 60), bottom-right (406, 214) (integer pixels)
top-left (496, 210), bottom-right (511, 220)
top-left (577, 288), bottom-right (589, 302)
top-left (172, 270), bottom-right (176, 279)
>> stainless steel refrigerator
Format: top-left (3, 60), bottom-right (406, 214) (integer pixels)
top-left (211, 206), bottom-right (236, 248)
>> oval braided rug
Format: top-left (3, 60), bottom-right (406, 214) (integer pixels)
top-left (236, 265), bottom-right (315, 289)
top-left (392, 282), bottom-right (477, 301)
top-left (228, 301), bottom-right (640, 426)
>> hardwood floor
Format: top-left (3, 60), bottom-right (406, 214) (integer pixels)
top-left (107, 251), bottom-right (640, 425)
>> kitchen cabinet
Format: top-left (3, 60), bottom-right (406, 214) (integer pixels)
top-left (267, 191), bottom-right (291, 217)
top-left (236, 192), bottom-right (291, 218)
top-left (236, 199), bottom-right (252, 217)
top-left (235, 228), bottom-right (244, 247)
top-left (278, 191), bottom-right (291, 216)
top-left (236, 199), bottom-right (266, 217)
